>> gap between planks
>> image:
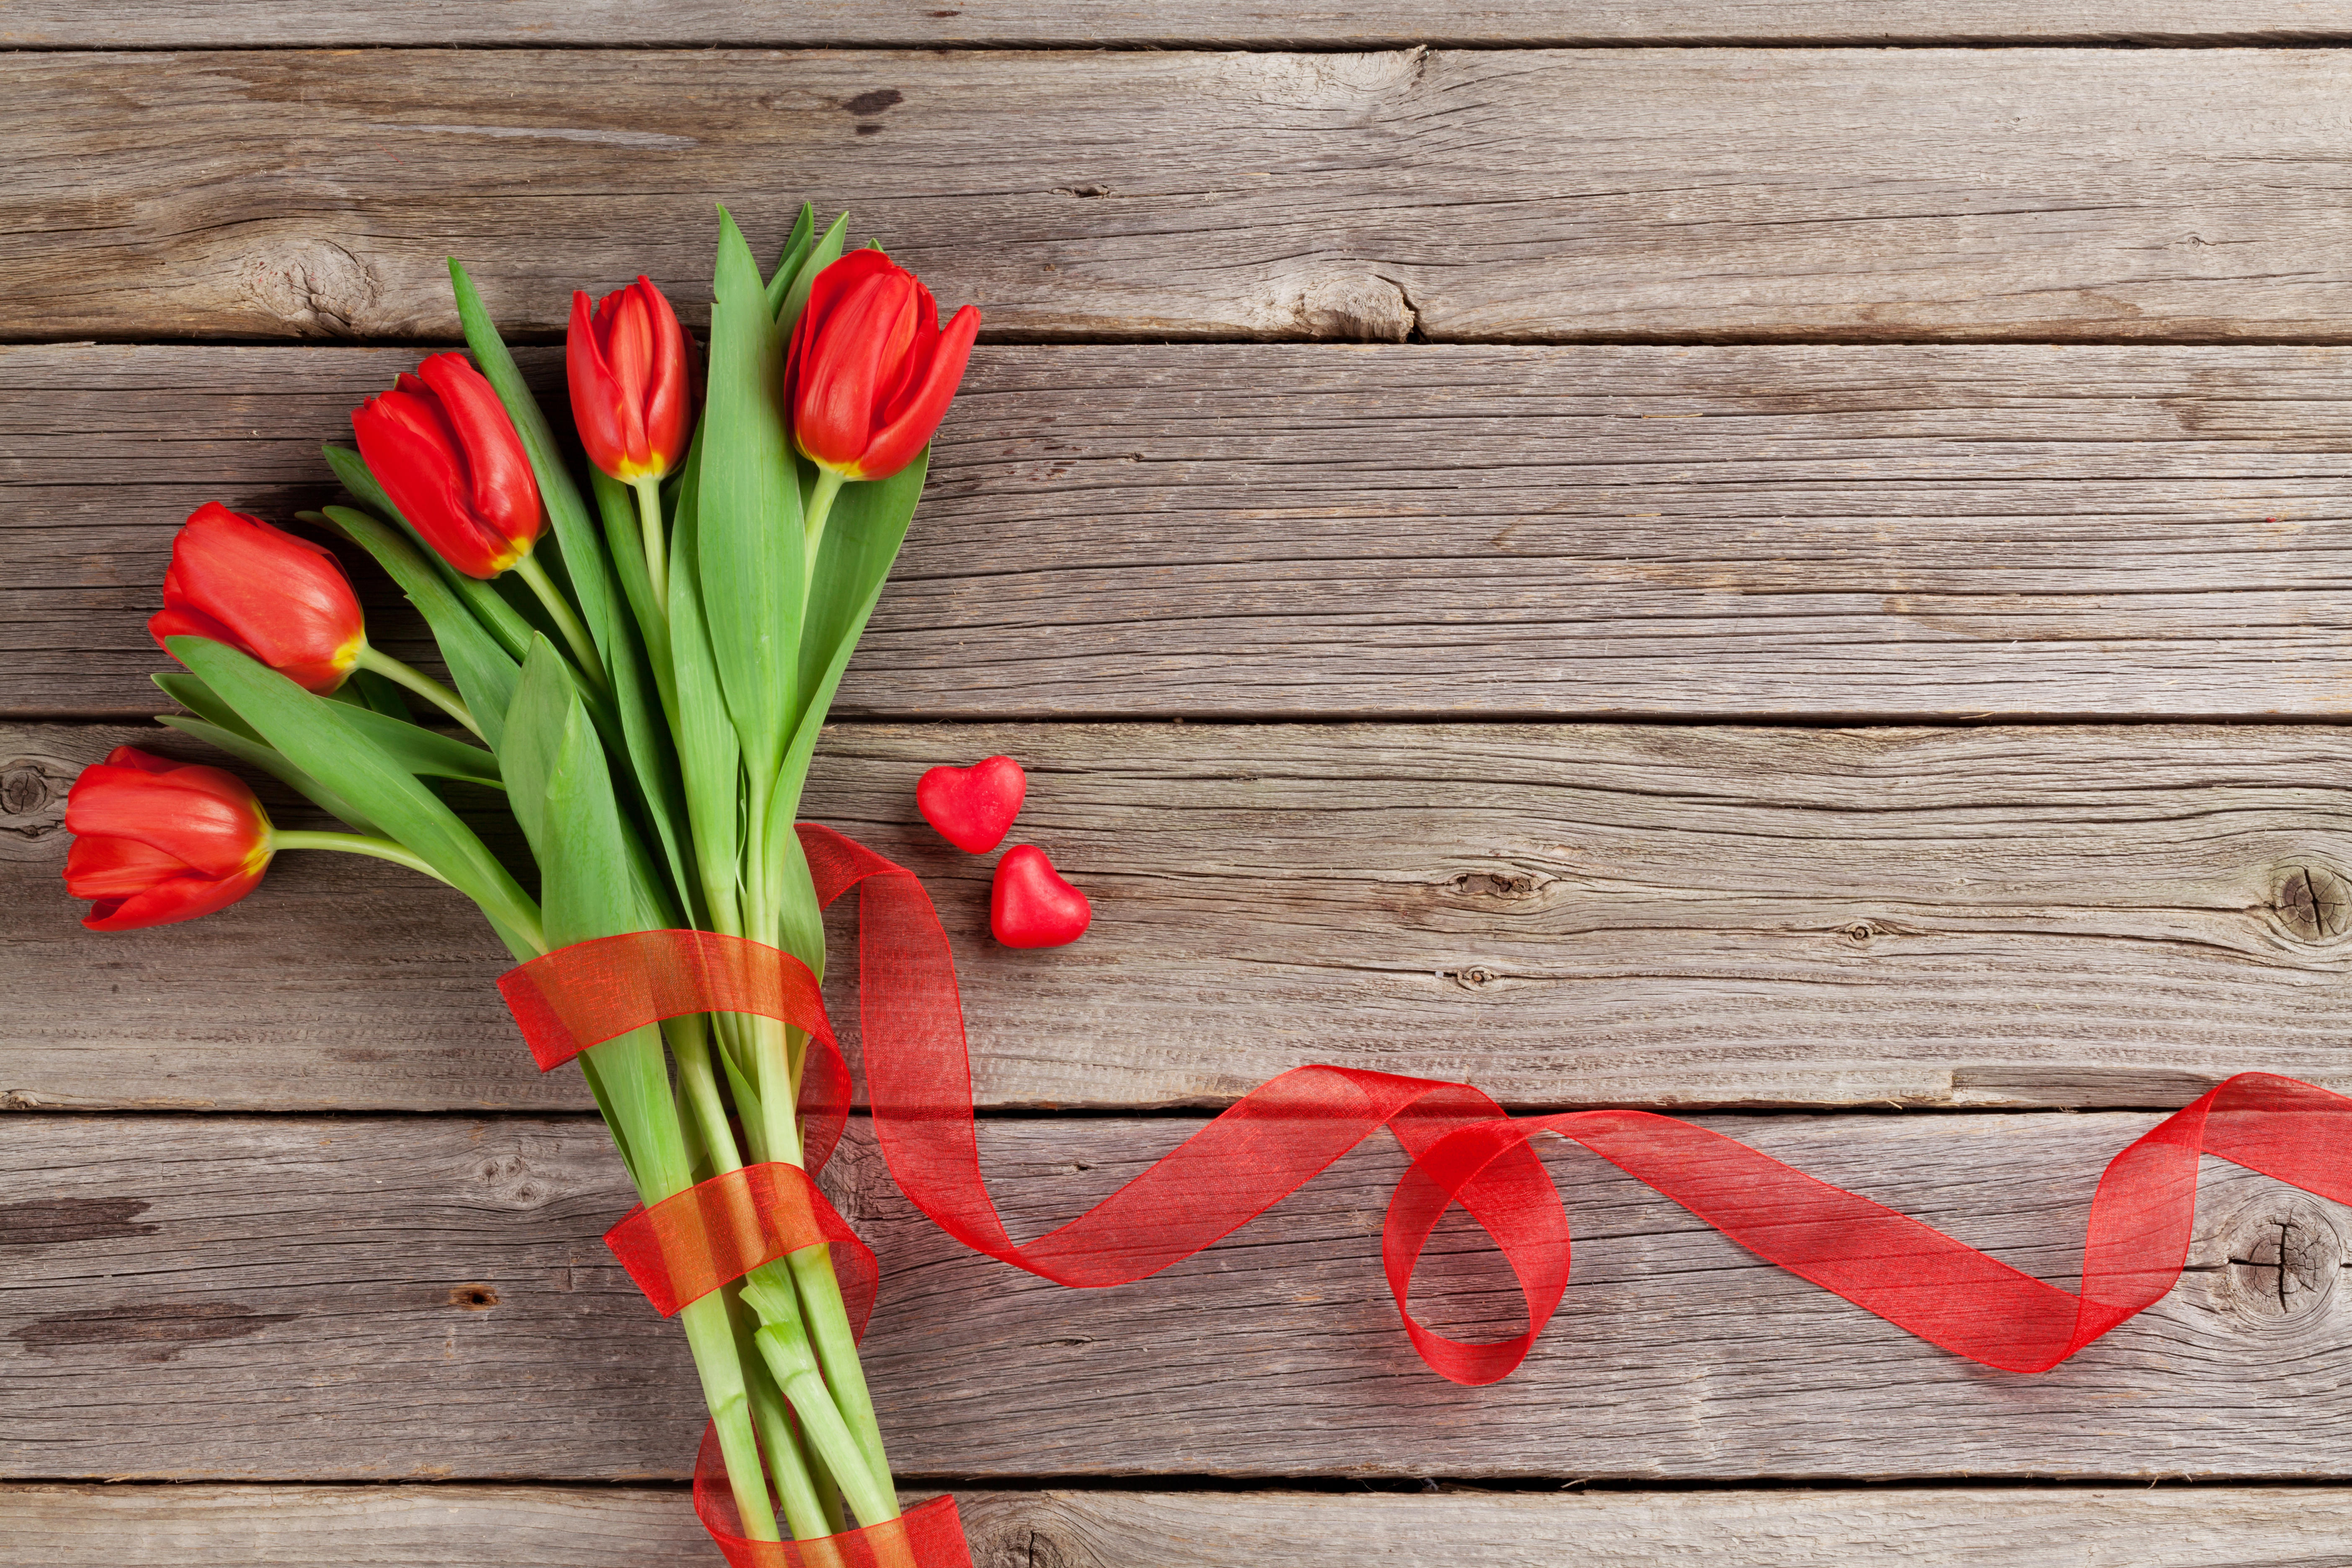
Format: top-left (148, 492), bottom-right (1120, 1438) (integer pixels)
top-left (13, 343), bottom-right (2352, 724)
top-left (2, 1112), bottom-right (2347, 1481)
top-left (16, 49), bottom-right (2352, 342)
top-left (7, 718), bottom-right (2352, 1117)
top-left (7, 1483), bottom-right (2352, 1566)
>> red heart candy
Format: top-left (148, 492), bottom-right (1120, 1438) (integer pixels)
top-left (990, 844), bottom-right (1091, 949)
top-left (917, 755), bottom-right (1027, 854)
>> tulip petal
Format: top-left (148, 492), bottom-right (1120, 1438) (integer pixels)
top-left (416, 353), bottom-right (545, 552)
top-left (153, 504), bottom-right (364, 693)
top-left (859, 304), bottom-right (982, 481)
top-left (567, 289), bottom-right (638, 482)
top-left (63, 762), bottom-right (271, 880)
top-left (65, 831), bottom-right (195, 897)
top-left (793, 270), bottom-right (918, 473)
top-left (81, 864), bottom-right (267, 931)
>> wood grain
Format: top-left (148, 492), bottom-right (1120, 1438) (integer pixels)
top-left (2, 1111), bottom-right (2347, 1480)
top-left (7, 3), bottom-right (2345, 49)
top-left (14, 343), bottom-right (2352, 723)
top-left (14, 49), bottom-right (2352, 343)
top-left (11, 1483), bottom-right (2352, 1566)
top-left (14, 717), bottom-right (2352, 1115)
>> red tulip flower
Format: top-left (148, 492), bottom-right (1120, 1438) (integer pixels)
top-left (569, 276), bottom-right (694, 484)
top-left (147, 503), bottom-right (366, 694)
top-left (62, 748), bottom-right (274, 931)
top-left (351, 353), bottom-right (545, 579)
top-left (785, 250), bottom-right (980, 483)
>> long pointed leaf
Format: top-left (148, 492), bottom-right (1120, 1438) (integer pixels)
top-left (324, 505), bottom-right (520, 751)
top-left (668, 449), bottom-right (743, 936)
top-left (699, 209), bottom-right (801, 790)
top-left (765, 201), bottom-right (818, 317)
top-left (776, 210), bottom-right (850, 334)
top-left (170, 637), bottom-right (542, 958)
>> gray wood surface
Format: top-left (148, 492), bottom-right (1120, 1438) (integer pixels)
top-left (16, 50), bottom-right (2352, 344)
top-left (7, 3), bottom-right (2345, 49)
top-left (10, 1483), bottom-right (2352, 1567)
top-left (13, 718), bottom-right (2352, 1114)
top-left (15, 342), bottom-right (2352, 723)
top-left (3, 1111), bottom-right (2346, 1481)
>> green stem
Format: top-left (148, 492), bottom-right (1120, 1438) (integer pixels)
top-left (352, 645), bottom-right (481, 738)
top-left (787, 1247), bottom-right (895, 1506)
top-left (751, 1310), bottom-right (899, 1527)
top-left (268, 829), bottom-right (451, 885)
top-left (512, 552), bottom-right (609, 691)
top-left (802, 467), bottom-right (846, 589)
top-left (632, 475), bottom-right (670, 619)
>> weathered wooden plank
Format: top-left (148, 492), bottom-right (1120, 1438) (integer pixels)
top-left (7, 3), bottom-right (2345, 49)
top-left (12, 1483), bottom-right (2352, 1567)
top-left (14, 49), bottom-right (2352, 343)
top-left (14, 343), bottom-right (2352, 722)
top-left (2, 1112), bottom-right (2346, 1480)
top-left (11, 718), bottom-right (2352, 1114)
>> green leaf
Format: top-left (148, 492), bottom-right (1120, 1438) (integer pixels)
top-left (667, 450), bottom-right (743, 936)
top-left (169, 636), bottom-right (543, 959)
top-left (776, 451), bottom-right (929, 815)
top-left (447, 259), bottom-right (627, 672)
top-left (334, 703), bottom-right (503, 789)
top-left (351, 668), bottom-right (414, 720)
top-left (503, 636), bottom-right (681, 930)
top-left (776, 210), bottom-right (850, 335)
top-left (324, 505), bottom-right (520, 751)
top-left (538, 661), bottom-right (694, 1203)
top-left (155, 671), bottom-right (263, 743)
top-left (765, 201), bottom-right (818, 317)
top-left (153, 715), bottom-right (386, 837)
top-left (316, 454), bottom-right (536, 662)
top-left (159, 670), bottom-right (498, 791)
top-left (699, 208), bottom-right (802, 790)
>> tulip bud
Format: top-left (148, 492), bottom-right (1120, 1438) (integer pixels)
top-left (351, 353), bottom-right (545, 579)
top-left (62, 747), bottom-right (274, 931)
top-left (569, 276), bottom-right (694, 483)
top-left (784, 251), bottom-right (980, 483)
top-left (147, 503), bottom-right (366, 694)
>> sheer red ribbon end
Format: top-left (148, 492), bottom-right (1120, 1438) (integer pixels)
top-left (501, 825), bottom-right (2352, 1558)
top-left (604, 1161), bottom-right (877, 1325)
top-left (694, 1424), bottom-right (972, 1568)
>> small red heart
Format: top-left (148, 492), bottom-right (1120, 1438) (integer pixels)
top-left (917, 755), bottom-right (1027, 853)
top-left (991, 844), bottom-right (1091, 948)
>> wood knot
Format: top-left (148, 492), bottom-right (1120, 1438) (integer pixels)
top-left (1455, 965), bottom-right (1498, 990)
top-left (0, 757), bottom-right (68, 842)
top-left (2218, 1195), bottom-right (2342, 1326)
top-left (474, 1152), bottom-right (551, 1210)
top-left (1442, 868), bottom-right (1548, 905)
top-left (1843, 922), bottom-right (1875, 944)
top-left (447, 1284), bottom-right (500, 1311)
top-left (1289, 273), bottom-right (1416, 342)
top-left (2272, 864), bottom-right (2350, 943)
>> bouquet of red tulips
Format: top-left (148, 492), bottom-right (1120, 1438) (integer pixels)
top-left (63, 206), bottom-right (980, 1563)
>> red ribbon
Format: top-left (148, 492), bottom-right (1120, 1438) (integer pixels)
top-left (694, 1425), bottom-right (973, 1568)
top-left (602, 1162), bottom-right (875, 1324)
top-left (502, 824), bottom-right (2352, 1555)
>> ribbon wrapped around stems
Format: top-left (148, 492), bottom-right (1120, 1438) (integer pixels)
top-left (502, 825), bottom-right (2352, 1555)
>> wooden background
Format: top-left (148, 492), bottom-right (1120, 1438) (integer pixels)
top-left (9, 5), bottom-right (2352, 1564)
